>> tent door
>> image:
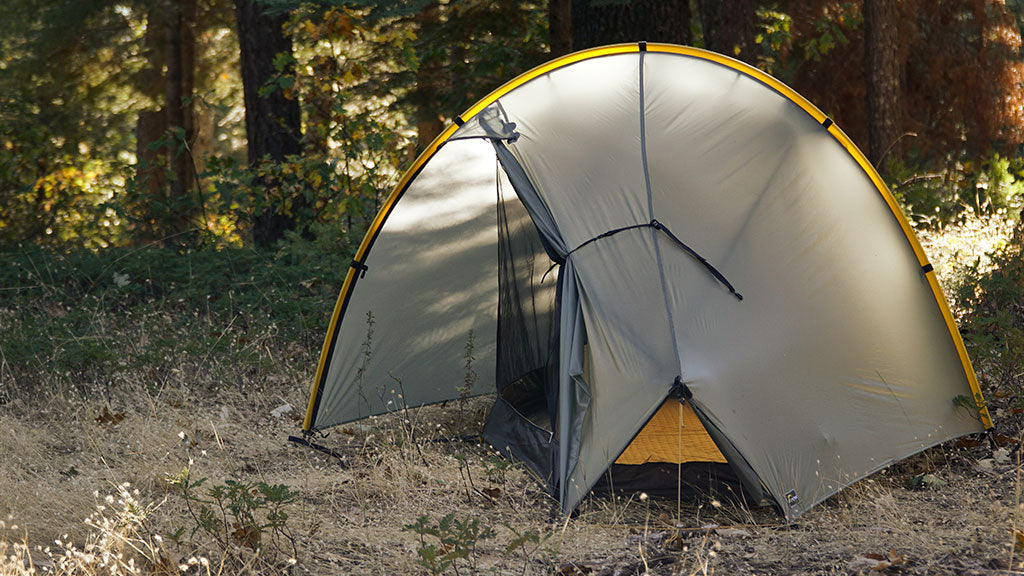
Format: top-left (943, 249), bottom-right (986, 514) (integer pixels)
top-left (615, 399), bottom-right (727, 466)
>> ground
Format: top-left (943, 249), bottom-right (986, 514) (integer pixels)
top-left (0, 217), bottom-right (1019, 575)
top-left (0, 371), bottom-right (1019, 576)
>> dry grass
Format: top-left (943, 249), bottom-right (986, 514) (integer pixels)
top-left (1, 212), bottom-right (1021, 575)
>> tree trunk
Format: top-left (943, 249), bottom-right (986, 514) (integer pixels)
top-left (135, 109), bottom-right (168, 239)
top-left (698, 0), bottom-right (756, 63)
top-left (864, 0), bottom-right (902, 168)
top-left (571, 0), bottom-right (691, 51)
top-left (164, 0), bottom-right (198, 246)
top-left (415, 1), bottom-right (445, 151)
top-left (549, 0), bottom-right (572, 56)
top-left (134, 4), bottom-right (168, 244)
top-left (234, 0), bottom-right (303, 247)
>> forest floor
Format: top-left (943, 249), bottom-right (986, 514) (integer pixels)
top-left (0, 337), bottom-right (1021, 576)
top-left (0, 216), bottom-right (1022, 575)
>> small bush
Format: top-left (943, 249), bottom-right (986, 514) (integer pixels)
top-left (404, 513), bottom-right (495, 575)
top-left (889, 153), bottom-right (1024, 228)
top-left (956, 240), bottom-right (1024, 409)
top-left (166, 466), bottom-right (300, 564)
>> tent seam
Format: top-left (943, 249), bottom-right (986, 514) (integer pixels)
top-left (638, 47), bottom-right (684, 382)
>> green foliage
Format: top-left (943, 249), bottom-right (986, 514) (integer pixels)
top-left (167, 466), bottom-right (299, 558)
top-left (756, 2), bottom-right (861, 79)
top-left (955, 242), bottom-right (1024, 410)
top-left (0, 239), bottom-right (346, 393)
top-left (482, 453), bottom-right (514, 485)
top-left (502, 522), bottom-right (552, 567)
top-left (404, 512), bottom-right (495, 575)
top-left (0, 0), bottom-right (147, 248)
top-left (889, 153), bottom-right (1024, 227)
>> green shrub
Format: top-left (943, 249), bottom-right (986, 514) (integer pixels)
top-left (955, 240), bottom-right (1024, 409)
top-left (167, 466), bottom-right (300, 561)
top-left (404, 513), bottom-right (495, 575)
top-left (889, 153), bottom-right (1024, 228)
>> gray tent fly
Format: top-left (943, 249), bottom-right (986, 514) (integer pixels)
top-left (298, 43), bottom-right (992, 519)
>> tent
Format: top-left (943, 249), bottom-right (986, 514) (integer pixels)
top-left (300, 43), bottom-right (993, 519)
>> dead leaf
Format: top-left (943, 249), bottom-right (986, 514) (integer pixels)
top-left (230, 523), bottom-right (260, 550)
top-left (1014, 529), bottom-right (1024, 552)
top-left (150, 554), bottom-right (177, 576)
top-left (556, 563), bottom-right (592, 575)
top-left (887, 549), bottom-right (905, 565)
top-left (992, 433), bottom-right (1017, 447)
top-left (270, 403), bottom-right (292, 418)
top-left (954, 437), bottom-right (985, 449)
top-left (849, 555), bottom-right (888, 572)
top-left (482, 487), bottom-right (501, 499)
top-left (95, 407), bottom-right (124, 426)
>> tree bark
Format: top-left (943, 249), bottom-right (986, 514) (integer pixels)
top-left (415, 1), bottom-right (445, 151)
top-left (698, 0), bottom-right (756, 63)
top-left (234, 0), bottom-right (303, 247)
top-left (549, 0), bottom-right (572, 56)
top-left (164, 0), bottom-right (198, 246)
top-left (864, 0), bottom-right (902, 168)
top-left (572, 0), bottom-right (691, 51)
top-left (134, 4), bottom-right (168, 244)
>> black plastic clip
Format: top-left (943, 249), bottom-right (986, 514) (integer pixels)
top-left (351, 259), bottom-right (369, 278)
top-left (821, 117), bottom-right (834, 129)
top-left (921, 263), bottom-right (934, 274)
top-left (639, 41), bottom-right (648, 52)
top-left (672, 376), bottom-right (693, 403)
top-left (454, 116), bottom-right (466, 127)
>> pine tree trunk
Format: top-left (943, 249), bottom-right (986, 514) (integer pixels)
top-left (135, 109), bottom-right (168, 241)
top-left (698, 0), bottom-right (756, 63)
top-left (549, 0), bottom-right (572, 56)
top-left (571, 0), bottom-right (691, 51)
top-left (164, 0), bottom-right (198, 246)
top-left (234, 0), bottom-right (303, 247)
top-left (415, 1), bottom-right (445, 151)
top-left (864, 0), bottom-right (902, 168)
top-left (134, 4), bottom-right (168, 244)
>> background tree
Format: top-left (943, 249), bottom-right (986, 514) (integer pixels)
top-left (698, 0), bottom-right (757, 63)
top-left (572, 0), bottom-right (692, 49)
top-left (234, 0), bottom-right (303, 247)
top-left (863, 0), bottom-right (902, 167)
top-left (0, 0), bottom-right (143, 249)
top-left (5, 0), bottom-right (1024, 250)
top-left (164, 0), bottom-right (199, 245)
top-left (549, 0), bottom-right (572, 56)
top-left (413, 1), bottom-right (446, 150)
